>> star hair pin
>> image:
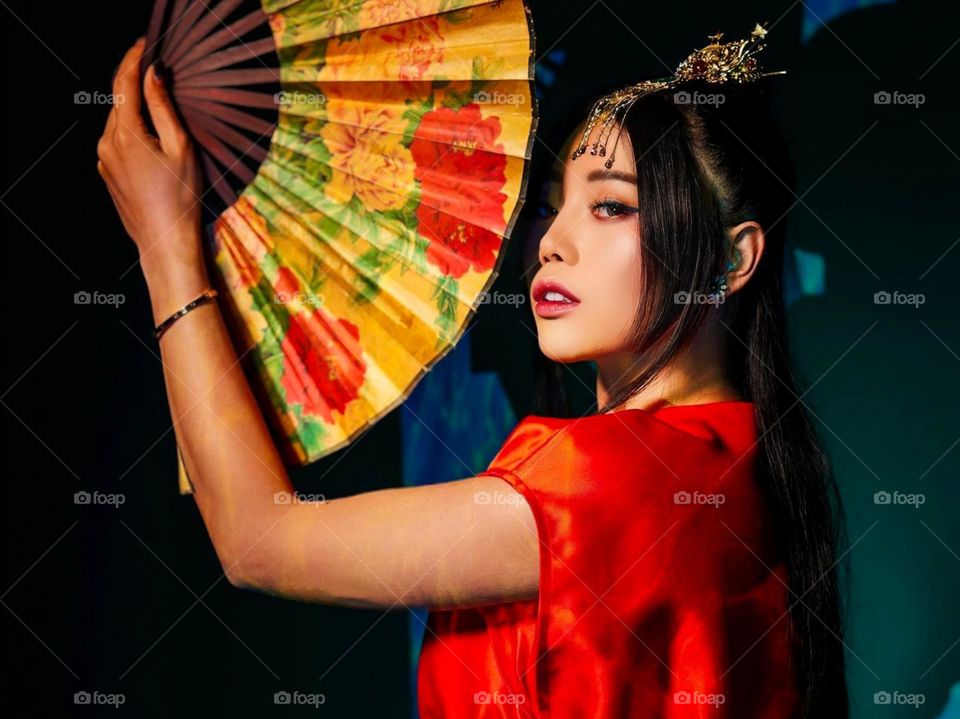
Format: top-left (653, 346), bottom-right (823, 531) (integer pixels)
top-left (571, 22), bottom-right (787, 168)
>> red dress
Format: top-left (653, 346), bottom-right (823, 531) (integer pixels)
top-left (417, 401), bottom-right (798, 718)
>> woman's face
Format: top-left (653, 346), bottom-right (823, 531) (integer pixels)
top-left (525, 124), bottom-right (644, 363)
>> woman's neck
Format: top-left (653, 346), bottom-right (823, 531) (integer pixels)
top-left (594, 316), bottom-right (743, 412)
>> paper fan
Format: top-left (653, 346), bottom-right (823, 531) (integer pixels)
top-left (138, 0), bottom-right (538, 493)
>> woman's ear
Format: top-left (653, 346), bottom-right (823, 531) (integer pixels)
top-left (725, 221), bottom-right (765, 296)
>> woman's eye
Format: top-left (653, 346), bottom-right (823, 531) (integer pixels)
top-left (591, 199), bottom-right (638, 219)
top-left (534, 200), bottom-right (558, 219)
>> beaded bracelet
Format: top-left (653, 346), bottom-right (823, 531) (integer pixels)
top-left (154, 288), bottom-right (218, 341)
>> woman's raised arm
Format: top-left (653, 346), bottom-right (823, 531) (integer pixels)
top-left (98, 40), bottom-right (539, 610)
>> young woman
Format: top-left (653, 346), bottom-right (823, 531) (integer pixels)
top-left (98, 36), bottom-right (847, 719)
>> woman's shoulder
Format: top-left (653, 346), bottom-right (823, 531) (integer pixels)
top-left (486, 400), bottom-right (759, 482)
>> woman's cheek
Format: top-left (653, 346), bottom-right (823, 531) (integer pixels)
top-left (591, 231), bottom-right (643, 348)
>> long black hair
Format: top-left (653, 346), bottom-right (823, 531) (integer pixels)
top-left (532, 79), bottom-right (849, 718)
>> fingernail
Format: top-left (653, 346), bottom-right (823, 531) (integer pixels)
top-left (152, 62), bottom-right (167, 86)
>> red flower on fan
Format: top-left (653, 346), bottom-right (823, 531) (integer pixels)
top-left (274, 268), bottom-right (366, 424)
top-left (410, 104), bottom-right (508, 279)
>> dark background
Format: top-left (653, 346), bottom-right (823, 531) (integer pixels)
top-left (2, 0), bottom-right (959, 717)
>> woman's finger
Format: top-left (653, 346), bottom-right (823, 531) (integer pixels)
top-left (112, 38), bottom-right (148, 136)
top-left (103, 102), bottom-right (118, 138)
top-left (144, 64), bottom-right (189, 155)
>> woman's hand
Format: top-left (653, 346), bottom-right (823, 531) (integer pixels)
top-left (98, 38), bottom-right (211, 322)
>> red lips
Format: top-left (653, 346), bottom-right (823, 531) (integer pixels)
top-left (531, 278), bottom-right (580, 304)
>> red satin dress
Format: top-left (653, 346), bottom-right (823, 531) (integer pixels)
top-left (417, 401), bottom-right (798, 718)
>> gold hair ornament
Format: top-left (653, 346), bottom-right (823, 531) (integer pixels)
top-left (571, 22), bottom-right (787, 168)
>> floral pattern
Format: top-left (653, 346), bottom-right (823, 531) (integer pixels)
top-left (410, 104), bottom-right (508, 278)
top-left (192, 0), bottom-right (535, 482)
top-left (320, 100), bottom-right (414, 212)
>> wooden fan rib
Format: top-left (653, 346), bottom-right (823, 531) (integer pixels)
top-left (176, 96), bottom-right (276, 135)
top-left (162, 0), bottom-right (208, 64)
top-left (175, 37), bottom-right (278, 80)
top-left (164, 0), bottom-right (248, 69)
top-left (186, 111), bottom-right (270, 164)
top-left (171, 8), bottom-right (271, 75)
top-left (174, 85), bottom-right (279, 110)
top-left (157, 0), bottom-right (193, 58)
top-left (142, 0), bottom-right (171, 72)
top-left (178, 67), bottom-right (280, 89)
top-left (184, 113), bottom-right (258, 187)
top-left (199, 151), bottom-right (238, 207)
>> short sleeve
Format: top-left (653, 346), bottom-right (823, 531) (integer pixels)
top-left (477, 412), bottom-right (798, 717)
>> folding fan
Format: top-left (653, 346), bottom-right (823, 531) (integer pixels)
top-left (138, 0), bottom-right (538, 493)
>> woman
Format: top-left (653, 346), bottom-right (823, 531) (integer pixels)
top-left (98, 34), bottom-right (848, 718)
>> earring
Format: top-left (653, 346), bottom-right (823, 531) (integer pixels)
top-left (708, 246), bottom-right (741, 305)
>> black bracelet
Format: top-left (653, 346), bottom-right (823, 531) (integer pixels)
top-left (154, 288), bottom-right (218, 341)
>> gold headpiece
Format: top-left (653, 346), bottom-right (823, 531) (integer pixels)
top-left (571, 22), bottom-right (786, 168)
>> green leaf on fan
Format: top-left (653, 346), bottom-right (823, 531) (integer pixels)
top-left (432, 274), bottom-right (459, 346)
top-left (290, 403), bottom-right (329, 457)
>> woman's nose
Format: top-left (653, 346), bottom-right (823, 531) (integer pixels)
top-left (539, 226), bottom-right (567, 265)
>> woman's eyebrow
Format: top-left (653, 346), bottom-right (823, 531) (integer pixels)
top-left (586, 169), bottom-right (638, 184)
